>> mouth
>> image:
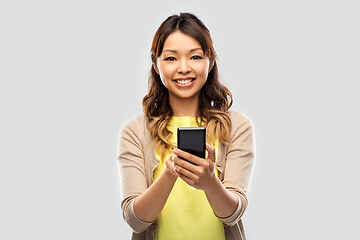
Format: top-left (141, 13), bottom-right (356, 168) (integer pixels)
top-left (173, 78), bottom-right (196, 87)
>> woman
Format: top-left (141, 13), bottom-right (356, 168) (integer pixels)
top-left (117, 12), bottom-right (256, 240)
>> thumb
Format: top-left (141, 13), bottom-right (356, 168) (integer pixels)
top-left (206, 143), bottom-right (216, 162)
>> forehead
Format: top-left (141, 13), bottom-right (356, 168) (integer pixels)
top-left (162, 31), bottom-right (202, 52)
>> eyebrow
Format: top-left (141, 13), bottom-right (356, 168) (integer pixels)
top-left (162, 48), bottom-right (203, 53)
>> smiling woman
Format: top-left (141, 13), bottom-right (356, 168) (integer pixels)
top-left (117, 12), bottom-right (256, 240)
top-left (154, 31), bottom-right (211, 111)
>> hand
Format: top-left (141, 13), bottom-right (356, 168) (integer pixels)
top-left (172, 143), bottom-right (217, 191)
top-left (165, 153), bottom-right (178, 178)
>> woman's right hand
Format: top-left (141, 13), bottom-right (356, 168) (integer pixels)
top-left (165, 153), bottom-right (178, 178)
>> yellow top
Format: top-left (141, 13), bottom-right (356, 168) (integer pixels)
top-left (153, 116), bottom-right (225, 240)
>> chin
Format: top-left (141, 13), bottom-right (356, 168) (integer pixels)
top-left (175, 92), bottom-right (200, 100)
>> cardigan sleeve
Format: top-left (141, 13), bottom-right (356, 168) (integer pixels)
top-left (218, 112), bottom-right (256, 226)
top-left (116, 117), bottom-right (156, 233)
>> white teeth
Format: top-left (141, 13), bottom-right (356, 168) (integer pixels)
top-left (176, 79), bottom-right (193, 85)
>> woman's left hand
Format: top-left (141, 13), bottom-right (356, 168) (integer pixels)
top-left (172, 143), bottom-right (217, 191)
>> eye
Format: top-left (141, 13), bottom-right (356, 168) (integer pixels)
top-left (164, 57), bottom-right (176, 61)
top-left (192, 55), bottom-right (203, 60)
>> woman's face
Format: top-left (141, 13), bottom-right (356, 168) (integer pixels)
top-left (154, 31), bottom-right (212, 101)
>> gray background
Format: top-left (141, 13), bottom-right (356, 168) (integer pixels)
top-left (1, 0), bottom-right (359, 239)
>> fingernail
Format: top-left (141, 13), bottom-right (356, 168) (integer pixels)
top-left (173, 148), bottom-right (178, 154)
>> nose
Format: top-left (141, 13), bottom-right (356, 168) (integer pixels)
top-left (177, 59), bottom-right (191, 73)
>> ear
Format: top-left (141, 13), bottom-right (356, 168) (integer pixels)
top-left (153, 62), bottom-right (159, 75)
top-left (209, 61), bottom-right (215, 72)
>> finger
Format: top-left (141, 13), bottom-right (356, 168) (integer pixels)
top-left (173, 156), bottom-right (198, 173)
top-left (174, 163), bottom-right (198, 180)
top-left (170, 153), bottom-right (176, 162)
top-left (206, 143), bottom-right (216, 162)
top-left (165, 158), bottom-right (177, 176)
top-left (171, 154), bottom-right (177, 168)
top-left (173, 148), bottom-right (203, 166)
top-left (176, 170), bottom-right (194, 186)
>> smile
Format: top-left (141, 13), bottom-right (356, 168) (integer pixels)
top-left (173, 78), bottom-right (196, 87)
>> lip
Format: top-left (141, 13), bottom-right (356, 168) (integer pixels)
top-left (174, 77), bottom-right (195, 81)
top-left (173, 78), bottom-right (196, 88)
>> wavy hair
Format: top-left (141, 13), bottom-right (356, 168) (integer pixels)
top-left (142, 12), bottom-right (233, 161)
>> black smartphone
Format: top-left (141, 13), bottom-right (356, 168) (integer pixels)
top-left (177, 127), bottom-right (206, 163)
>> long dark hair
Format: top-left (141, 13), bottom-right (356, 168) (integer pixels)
top-left (142, 12), bottom-right (233, 160)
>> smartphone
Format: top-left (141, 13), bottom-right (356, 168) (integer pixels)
top-left (177, 127), bottom-right (206, 162)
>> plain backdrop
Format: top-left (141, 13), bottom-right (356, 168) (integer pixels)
top-left (1, 0), bottom-right (359, 239)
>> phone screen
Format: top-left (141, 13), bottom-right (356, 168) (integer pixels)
top-left (177, 127), bottom-right (206, 159)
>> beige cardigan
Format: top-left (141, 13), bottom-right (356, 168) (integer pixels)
top-left (117, 110), bottom-right (256, 240)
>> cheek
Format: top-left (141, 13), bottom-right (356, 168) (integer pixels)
top-left (159, 65), bottom-right (175, 81)
top-left (157, 66), bottom-right (169, 87)
top-left (195, 64), bottom-right (209, 79)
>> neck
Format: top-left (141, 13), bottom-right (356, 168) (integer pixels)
top-left (169, 93), bottom-right (200, 117)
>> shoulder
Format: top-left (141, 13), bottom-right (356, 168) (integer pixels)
top-left (228, 110), bottom-right (254, 129)
top-left (226, 110), bottom-right (256, 154)
top-left (227, 110), bottom-right (255, 142)
top-left (119, 113), bottom-right (148, 138)
top-left (122, 113), bottom-right (147, 129)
